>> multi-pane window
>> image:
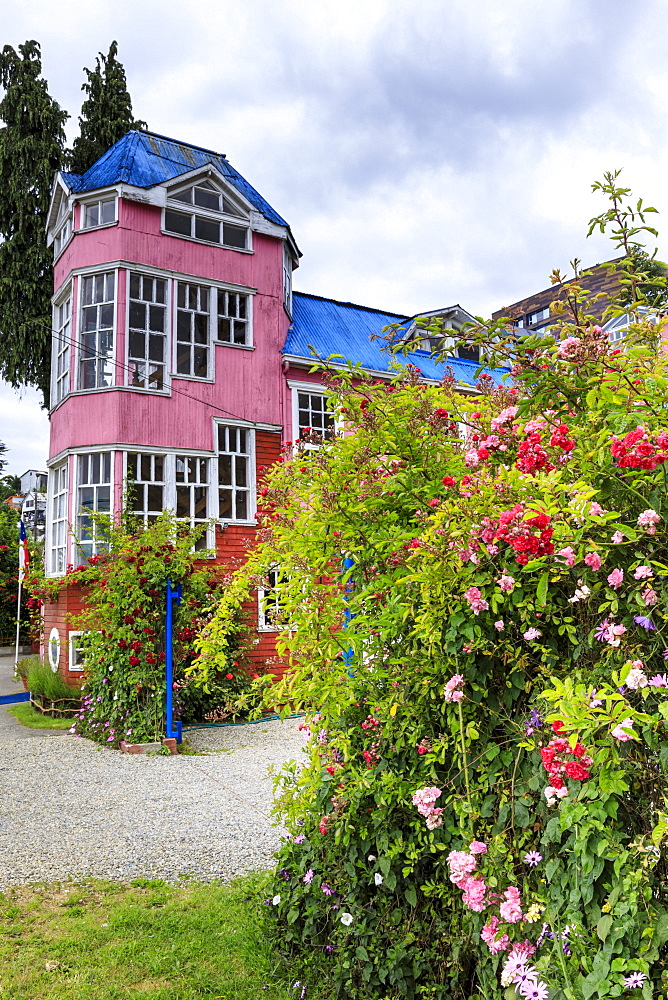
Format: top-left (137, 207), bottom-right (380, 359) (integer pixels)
top-left (82, 198), bottom-right (116, 229)
top-left (176, 282), bottom-right (209, 377)
top-left (217, 425), bottom-right (251, 521)
top-left (127, 453), bottom-right (164, 525)
top-left (49, 463), bottom-right (68, 575)
top-left (53, 216), bottom-right (72, 258)
top-left (297, 392), bottom-right (335, 444)
top-left (79, 272), bottom-right (115, 389)
top-left (76, 452), bottom-right (111, 563)
top-left (217, 291), bottom-right (249, 345)
top-left (128, 273), bottom-right (167, 390)
top-left (165, 179), bottom-right (248, 249)
top-left (176, 456), bottom-right (209, 549)
top-left (53, 296), bottom-right (71, 404)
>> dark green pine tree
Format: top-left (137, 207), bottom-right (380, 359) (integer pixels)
top-left (69, 40), bottom-right (146, 175)
top-left (0, 40), bottom-right (68, 403)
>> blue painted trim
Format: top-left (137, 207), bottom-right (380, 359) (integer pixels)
top-left (0, 691), bottom-right (30, 705)
top-left (165, 579), bottom-right (183, 743)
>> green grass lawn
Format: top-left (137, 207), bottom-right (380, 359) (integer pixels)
top-left (0, 875), bottom-right (327, 1000)
top-left (5, 703), bottom-right (73, 730)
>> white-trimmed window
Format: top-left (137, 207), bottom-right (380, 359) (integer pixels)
top-left (165, 178), bottom-right (249, 250)
top-left (217, 425), bottom-right (253, 521)
top-left (258, 566), bottom-right (282, 630)
top-left (52, 294), bottom-right (71, 405)
top-left (49, 462), bottom-right (68, 575)
top-left (76, 452), bottom-right (111, 564)
top-left (128, 272), bottom-right (168, 390)
top-left (176, 455), bottom-right (209, 550)
top-left (69, 632), bottom-right (86, 671)
top-left (53, 215), bottom-right (72, 258)
top-left (176, 282), bottom-right (210, 378)
top-left (82, 197), bottom-right (116, 229)
top-left (296, 391), bottom-right (335, 444)
top-left (283, 244), bottom-right (293, 316)
top-left (217, 290), bottom-right (249, 345)
top-left (79, 272), bottom-right (115, 389)
top-left (127, 452), bottom-right (164, 525)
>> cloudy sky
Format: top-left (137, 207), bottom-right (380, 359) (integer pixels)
top-left (2, 0), bottom-right (668, 475)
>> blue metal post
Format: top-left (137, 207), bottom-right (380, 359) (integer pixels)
top-left (342, 556), bottom-right (355, 677)
top-left (165, 578), bottom-right (183, 743)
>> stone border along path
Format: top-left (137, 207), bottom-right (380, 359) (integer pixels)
top-left (0, 711), bottom-right (306, 887)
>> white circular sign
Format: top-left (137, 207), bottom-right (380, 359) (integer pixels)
top-left (48, 628), bottom-right (60, 672)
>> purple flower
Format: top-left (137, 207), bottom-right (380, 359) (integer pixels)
top-left (595, 619), bottom-right (610, 640)
top-left (634, 616), bottom-right (656, 630)
top-left (649, 674), bottom-right (668, 687)
top-left (303, 869), bottom-right (314, 884)
top-left (663, 649), bottom-right (668, 661)
top-left (321, 882), bottom-right (333, 896)
top-left (525, 709), bottom-right (544, 735)
top-left (325, 945), bottom-right (334, 954)
top-left (523, 851), bottom-right (543, 867)
top-left (293, 834), bottom-right (305, 844)
top-left (622, 972), bottom-right (647, 988)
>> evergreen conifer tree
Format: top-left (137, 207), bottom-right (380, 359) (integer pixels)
top-left (0, 40), bottom-right (68, 402)
top-left (69, 41), bottom-right (146, 175)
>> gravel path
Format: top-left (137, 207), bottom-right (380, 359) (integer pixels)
top-left (0, 710), bottom-right (306, 887)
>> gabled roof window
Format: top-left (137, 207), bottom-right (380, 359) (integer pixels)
top-left (165, 177), bottom-right (250, 251)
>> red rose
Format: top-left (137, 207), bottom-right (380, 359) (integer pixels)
top-left (564, 761), bottom-right (589, 782)
top-left (225, 672), bottom-right (234, 680)
top-left (129, 655), bottom-right (140, 666)
top-left (552, 720), bottom-right (567, 733)
top-left (550, 776), bottom-right (564, 790)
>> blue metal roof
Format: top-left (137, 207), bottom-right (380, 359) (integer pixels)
top-left (285, 292), bottom-right (510, 387)
top-left (60, 130), bottom-right (289, 229)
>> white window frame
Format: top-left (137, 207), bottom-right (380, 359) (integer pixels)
top-left (48, 461), bottom-right (69, 576)
top-left (174, 280), bottom-right (214, 381)
top-left (258, 566), bottom-right (282, 631)
top-left (53, 214), bottom-right (72, 259)
top-left (215, 422), bottom-right (255, 524)
top-left (77, 271), bottom-right (117, 390)
top-left (79, 195), bottom-right (117, 231)
top-left (123, 450), bottom-right (215, 549)
top-left (126, 451), bottom-right (166, 526)
top-left (68, 631), bottom-right (86, 672)
top-left (51, 288), bottom-right (72, 407)
top-left (75, 450), bottom-right (113, 565)
top-left (288, 381), bottom-right (336, 449)
top-left (163, 177), bottom-right (251, 252)
top-left (126, 271), bottom-right (170, 392)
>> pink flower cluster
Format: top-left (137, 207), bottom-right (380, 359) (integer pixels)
top-left (499, 885), bottom-right (523, 923)
top-left (443, 674), bottom-right (465, 703)
top-left (501, 947), bottom-right (548, 1000)
top-left (412, 786), bottom-right (444, 830)
top-left (446, 842), bottom-right (488, 912)
top-left (637, 508), bottom-right (661, 534)
top-left (611, 425), bottom-right (668, 470)
top-left (611, 717), bottom-right (635, 741)
top-left (463, 586), bottom-right (489, 615)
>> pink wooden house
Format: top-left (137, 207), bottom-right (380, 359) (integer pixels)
top-left (42, 130), bottom-right (504, 681)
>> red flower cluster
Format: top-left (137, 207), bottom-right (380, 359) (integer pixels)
top-left (515, 432), bottom-right (555, 474)
top-left (363, 741), bottom-right (381, 767)
top-left (476, 505), bottom-right (554, 566)
top-left (361, 714), bottom-right (381, 730)
top-left (610, 425), bottom-right (668, 470)
top-left (540, 733), bottom-right (593, 788)
top-left (549, 424), bottom-right (576, 452)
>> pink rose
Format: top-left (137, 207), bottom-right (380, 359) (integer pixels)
top-left (607, 568), bottom-right (624, 590)
top-left (584, 551), bottom-right (602, 571)
top-left (557, 547), bottom-right (576, 568)
top-left (469, 840), bottom-right (487, 855)
top-left (611, 718), bottom-right (635, 741)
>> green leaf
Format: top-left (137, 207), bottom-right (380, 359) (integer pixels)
top-left (404, 885), bottom-right (417, 907)
top-left (536, 571), bottom-right (549, 607)
top-left (596, 914), bottom-right (613, 942)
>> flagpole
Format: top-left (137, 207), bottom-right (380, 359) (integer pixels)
top-left (14, 578), bottom-right (22, 677)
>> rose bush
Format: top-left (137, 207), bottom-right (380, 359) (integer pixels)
top-left (194, 176), bottom-right (668, 998)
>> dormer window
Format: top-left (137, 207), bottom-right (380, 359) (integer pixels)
top-left (82, 197), bottom-right (116, 229)
top-left (165, 179), bottom-right (249, 250)
top-left (53, 215), bottom-right (72, 258)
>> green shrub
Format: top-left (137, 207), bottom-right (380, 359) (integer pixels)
top-left (26, 659), bottom-right (80, 700)
top-left (196, 174), bottom-right (668, 999)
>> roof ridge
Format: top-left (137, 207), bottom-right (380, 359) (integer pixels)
top-left (293, 290), bottom-right (410, 319)
top-left (135, 129), bottom-right (227, 159)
